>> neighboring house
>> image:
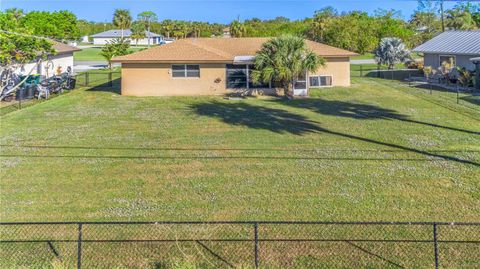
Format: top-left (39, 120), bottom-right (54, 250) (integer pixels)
top-left (163, 38), bottom-right (175, 44)
top-left (81, 35), bottom-right (89, 43)
top-left (112, 38), bottom-right (357, 97)
top-left (413, 31), bottom-right (480, 71)
top-left (18, 41), bottom-right (80, 77)
top-left (223, 27), bottom-right (231, 38)
top-left (91, 29), bottom-right (164, 45)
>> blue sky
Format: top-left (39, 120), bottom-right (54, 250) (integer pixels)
top-left (0, 0), bottom-right (459, 23)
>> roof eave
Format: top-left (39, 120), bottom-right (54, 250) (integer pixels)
top-left (112, 59), bottom-right (233, 64)
top-left (412, 50), bottom-right (480, 56)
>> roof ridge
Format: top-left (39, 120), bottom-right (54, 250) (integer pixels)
top-left (185, 39), bottom-right (233, 59)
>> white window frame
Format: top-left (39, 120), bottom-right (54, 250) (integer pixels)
top-left (171, 64), bottom-right (200, 78)
top-left (309, 75), bottom-right (333, 88)
top-left (439, 55), bottom-right (456, 67)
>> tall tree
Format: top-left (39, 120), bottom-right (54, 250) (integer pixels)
top-left (374, 37), bottom-right (411, 69)
top-left (138, 11), bottom-right (157, 47)
top-left (251, 35), bottom-right (325, 98)
top-left (113, 9), bottom-right (132, 38)
top-left (20, 10), bottom-right (79, 40)
top-left (5, 8), bottom-right (24, 20)
top-left (100, 38), bottom-right (131, 69)
top-left (446, 4), bottom-right (478, 30)
top-left (310, 7), bottom-right (337, 42)
top-left (161, 19), bottom-right (174, 39)
top-left (230, 20), bottom-right (246, 37)
top-left (418, 0), bottom-right (445, 31)
top-left (409, 11), bottom-right (441, 46)
top-left (0, 12), bottom-right (54, 99)
top-left (130, 21), bottom-right (146, 46)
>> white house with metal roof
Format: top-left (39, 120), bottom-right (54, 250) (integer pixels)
top-left (91, 29), bottom-right (164, 46)
top-left (413, 30), bottom-right (480, 71)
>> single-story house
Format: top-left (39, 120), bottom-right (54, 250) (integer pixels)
top-left (112, 38), bottom-right (357, 97)
top-left (413, 30), bottom-right (480, 71)
top-left (91, 29), bottom-right (164, 45)
top-left (17, 41), bottom-right (80, 77)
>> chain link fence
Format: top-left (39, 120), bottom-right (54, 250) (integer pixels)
top-left (1, 221), bottom-right (479, 268)
top-left (0, 71), bottom-right (121, 116)
top-left (74, 71), bottom-right (121, 90)
top-left (351, 65), bottom-right (422, 80)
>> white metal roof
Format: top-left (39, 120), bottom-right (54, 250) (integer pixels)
top-left (413, 31), bottom-right (480, 55)
top-left (233, 56), bottom-right (255, 64)
top-left (91, 29), bottom-right (163, 38)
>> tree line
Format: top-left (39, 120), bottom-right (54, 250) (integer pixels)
top-left (1, 0), bottom-right (479, 54)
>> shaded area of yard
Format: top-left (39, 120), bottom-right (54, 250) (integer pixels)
top-left (0, 77), bottom-right (479, 223)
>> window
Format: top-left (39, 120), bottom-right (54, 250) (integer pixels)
top-left (172, 65), bottom-right (200, 78)
top-left (309, 75), bottom-right (332, 87)
top-left (439, 55), bottom-right (456, 67)
top-left (226, 64), bottom-right (270, 89)
top-left (226, 64), bottom-right (247, 88)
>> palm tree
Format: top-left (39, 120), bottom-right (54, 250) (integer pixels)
top-left (230, 20), bottom-right (246, 37)
top-left (418, 0), bottom-right (446, 31)
top-left (374, 37), bottom-right (411, 70)
top-left (138, 11), bottom-right (158, 47)
top-left (191, 22), bottom-right (202, 38)
top-left (251, 36), bottom-right (325, 99)
top-left (162, 20), bottom-right (174, 38)
top-left (446, 7), bottom-right (477, 30)
top-left (113, 9), bottom-right (132, 38)
top-left (5, 8), bottom-right (24, 21)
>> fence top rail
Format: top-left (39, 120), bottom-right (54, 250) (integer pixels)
top-left (1, 221), bottom-right (479, 226)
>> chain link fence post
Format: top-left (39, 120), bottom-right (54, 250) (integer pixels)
top-left (254, 222), bottom-right (259, 269)
top-left (433, 223), bottom-right (439, 269)
top-left (77, 223), bottom-right (83, 269)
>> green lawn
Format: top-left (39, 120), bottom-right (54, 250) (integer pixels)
top-left (351, 53), bottom-right (375, 60)
top-left (74, 47), bottom-right (148, 61)
top-left (352, 53), bottom-right (422, 60)
top-left (1, 77), bottom-right (479, 223)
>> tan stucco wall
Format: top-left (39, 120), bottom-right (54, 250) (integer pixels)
top-left (310, 57), bottom-right (351, 87)
top-left (121, 63), bottom-right (227, 96)
top-left (120, 57), bottom-right (351, 96)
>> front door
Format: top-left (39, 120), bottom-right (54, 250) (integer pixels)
top-left (293, 72), bottom-right (307, 96)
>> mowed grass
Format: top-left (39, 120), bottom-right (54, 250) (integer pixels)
top-left (74, 47), bottom-right (148, 61)
top-left (0, 77), bottom-right (479, 222)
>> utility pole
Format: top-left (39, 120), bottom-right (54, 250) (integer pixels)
top-left (147, 18), bottom-right (151, 47)
top-left (440, 0), bottom-right (445, 32)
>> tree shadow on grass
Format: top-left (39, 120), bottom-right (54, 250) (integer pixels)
top-left (460, 95), bottom-right (480, 106)
top-left (84, 78), bottom-right (121, 94)
top-left (192, 101), bottom-right (322, 135)
top-left (190, 101), bottom-right (479, 167)
top-left (273, 99), bottom-right (479, 136)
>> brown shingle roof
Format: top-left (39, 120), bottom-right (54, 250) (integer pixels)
top-left (112, 38), bottom-right (357, 63)
top-left (53, 41), bottom-right (81, 54)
